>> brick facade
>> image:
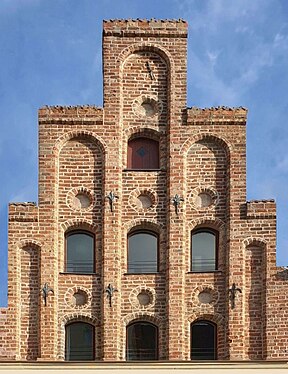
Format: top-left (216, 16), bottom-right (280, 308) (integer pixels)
top-left (0, 19), bottom-right (287, 361)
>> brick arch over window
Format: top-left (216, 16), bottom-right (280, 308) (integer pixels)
top-left (58, 313), bottom-right (99, 360)
top-left (65, 230), bottom-right (95, 274)
top-left (187, 218), bottom-right (226, 273)
top-left (190, 320), bottom-right (217, 360)
top-left (187, 313), bottom-right (226, 360)
top-left (127, 229), bottom-right (159, 274)
top-left (124, 218), bottom-right (162, 234)
top-left (121, 313), bottom-right (165, 361)
top-left (126, 321), bottom-right (158, 361)
top-left (59, 220), bottom-right (99, 274)
top-left (190, 228), bottom-right (218, 272)
top-left (123, 220), bottom-right (164, 273)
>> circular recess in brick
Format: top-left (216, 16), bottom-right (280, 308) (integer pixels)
top-left (137, 291), bottom-right (151, 306)
top-left (129, 286), bottom-right (156, 310)
top-left (195, 193), bottom-right (212, 208)
top-left (137, 194), bottom-right (153, 209)
top-left (133, 95), bottom-right (163, 119)
top-left (73, 192), bottom-right (91, 209)
top-left (191, 285), bottom-right (219, 307)
top-left (65, 286), bottom-right (92, 309)
top-left (72, 290), bottom-right (88, 306)
top-left (189, 187), bottom-right (219, 210)
top-left (66, 187), bottom-right (95, 212)
top-left (198, 291), bottom-right (213, 304)
top-left (129, 189), bottom-right (157, 212)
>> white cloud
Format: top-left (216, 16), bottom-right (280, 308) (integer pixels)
top-left (206, 50), bottom-right (220, 67)
top-left (273, 33), bottom-right (288, 50)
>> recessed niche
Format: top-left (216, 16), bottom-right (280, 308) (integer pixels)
top-left (140, 100), bottom-right (157, 117)
top-left (137, 194), bottom-right (153, 209)
top-left (73, 192), bottom-right (91, 209)
top-left (195, 193), bottom-right (212, 208)
top-left (72, 290), bottom-right (88, 306)
top-left (189, 187), bottom-right (219, 210)
top-left (198, 291), bottom-right (213, 304)
top-left (133, 96), bottom-right (163, 119)
top-left (137, 291), bottom-right (151, 306)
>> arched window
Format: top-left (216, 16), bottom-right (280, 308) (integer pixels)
top-left (126, 322), bottom-right (158, 360)
top-left (127, 137), bottom-right (159, 169)
top-left (128, 230), bottom-right (158, 273)
top-left (191, 229), bottom-right (218, 272)
top-left (65, 231), bottom-right (94, 273)
top-left (65, 322), bottom-right (95, 361)
top-left (191, 320), bottom-right (217, 360)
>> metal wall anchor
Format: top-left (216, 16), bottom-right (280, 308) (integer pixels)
top-left (229, 283), bottom-right (242, 309)
top-left (172, 194), bottom-right (184, 215)
top-left (106, 191), bottom-right (119, 212)
top-left (41, 283), bottom-right (54, 307)
top-left (105, 284), bottom-right (118, 307)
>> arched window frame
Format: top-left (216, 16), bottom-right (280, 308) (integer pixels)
top-left (65, 230), bottom-right (95, 274)
top-left (127, 229), bottom-right (159, 274)
top-left (127, 136), bottom-right (160, 170)
top-left (190, 228), bottom-right (218, 272)
top-left (190, 320), bottom-right (217, 360)
top-left (126, 321), bottom-right (158, 361)
top-left (65, 321), bottom-right (95, 361)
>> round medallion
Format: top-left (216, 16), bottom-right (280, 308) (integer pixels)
top-left (137, 291), bottom-right (151, 306)
top-left (198, 291), bottom-right (213, 304)
top-left (72, 291), bottom-right (88, 306)
top-left (133, 95), bottom-right (163, 119)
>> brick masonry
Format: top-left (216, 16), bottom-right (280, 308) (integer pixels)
top-left (0, 19), bottom-right (287, 361)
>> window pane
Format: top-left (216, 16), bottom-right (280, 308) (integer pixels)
top-left (65, 322), bottom-right (94, 361)
top-left (191, 321), bottom-right (216, 360)
top-left (128, 138), bottom-right (159, 169)
top-left (66, 232), bottom-right (94, 273)
top-left (191, 231), bottom-right (216, 272)
top-left (128, 232), bottom-right (158, 273)
top-left (127, 322), bottom-right (158, 360)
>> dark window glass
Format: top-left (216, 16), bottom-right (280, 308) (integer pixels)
top-left (191, 320), bottom-right (216, 360)
top-left (191, 230), bottom-right (217, 272)
top-left (128, 231), bottom-right (158, 273)
top-left (128, 137), bottom-right (159, 169)
top-left (65, 322), bottom-right (94, 361)
top-left (66, 231), bottom-right (94, 273)
top-left (126, 322), bottom-right (158, 361)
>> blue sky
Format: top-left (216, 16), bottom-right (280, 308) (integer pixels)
top-left (0, 0), bottom-right (288, 306)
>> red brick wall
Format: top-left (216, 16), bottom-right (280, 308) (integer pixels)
top-left (1, 19), bottom-right (287, 362)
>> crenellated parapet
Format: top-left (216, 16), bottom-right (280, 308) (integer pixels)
top-left (246, 200), bottom-right (276, 219)
top-left (103, 19), bottom-right (188, 37)
top-left (38, 105), bottom-right (103, 124)
top-left (187, 106), bottom-right (247, 125)
top-left (8, 202), bottom-right (38, 222)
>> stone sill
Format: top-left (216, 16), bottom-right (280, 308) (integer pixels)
top-left (0, 361), bottom-right (287, 373)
